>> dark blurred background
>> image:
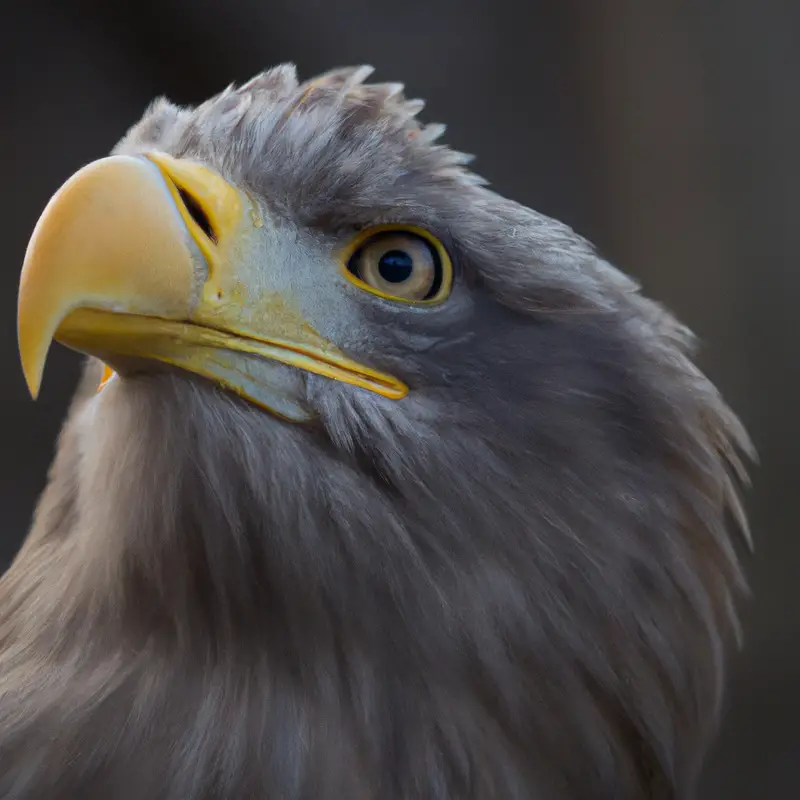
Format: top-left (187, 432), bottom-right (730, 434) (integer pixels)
top-left (1, 0), bottom-right (797, 795)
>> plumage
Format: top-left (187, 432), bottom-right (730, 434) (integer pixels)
top-left (0, 65), bottom-right (753, 799)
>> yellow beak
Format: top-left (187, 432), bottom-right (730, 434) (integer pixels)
top-left (17, 153), bottom-right (406, 419)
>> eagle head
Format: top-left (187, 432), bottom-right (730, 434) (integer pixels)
top-left (3, 65), bottom-right (752, 799)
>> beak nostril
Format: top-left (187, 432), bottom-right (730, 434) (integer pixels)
top-left (176, 186), bottom-right (217, 244)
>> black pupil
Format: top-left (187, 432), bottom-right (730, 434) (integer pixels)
top-left (377, 250), bottom-right (414, 283)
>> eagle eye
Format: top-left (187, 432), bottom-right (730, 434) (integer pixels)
top-left (342, 225), bottom-right (452, 304)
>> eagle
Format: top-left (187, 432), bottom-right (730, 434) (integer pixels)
top-left (1, 65), bottom-right (752, 799)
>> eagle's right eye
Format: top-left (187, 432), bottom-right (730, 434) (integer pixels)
top-left (341, 225), bottom-right (452, 305)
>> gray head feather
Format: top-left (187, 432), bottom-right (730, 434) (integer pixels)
top-left (0, 65), bottom-right (753, 800)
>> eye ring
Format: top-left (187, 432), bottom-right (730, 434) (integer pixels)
top-left (340, 224), bottom-right (453, 305)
